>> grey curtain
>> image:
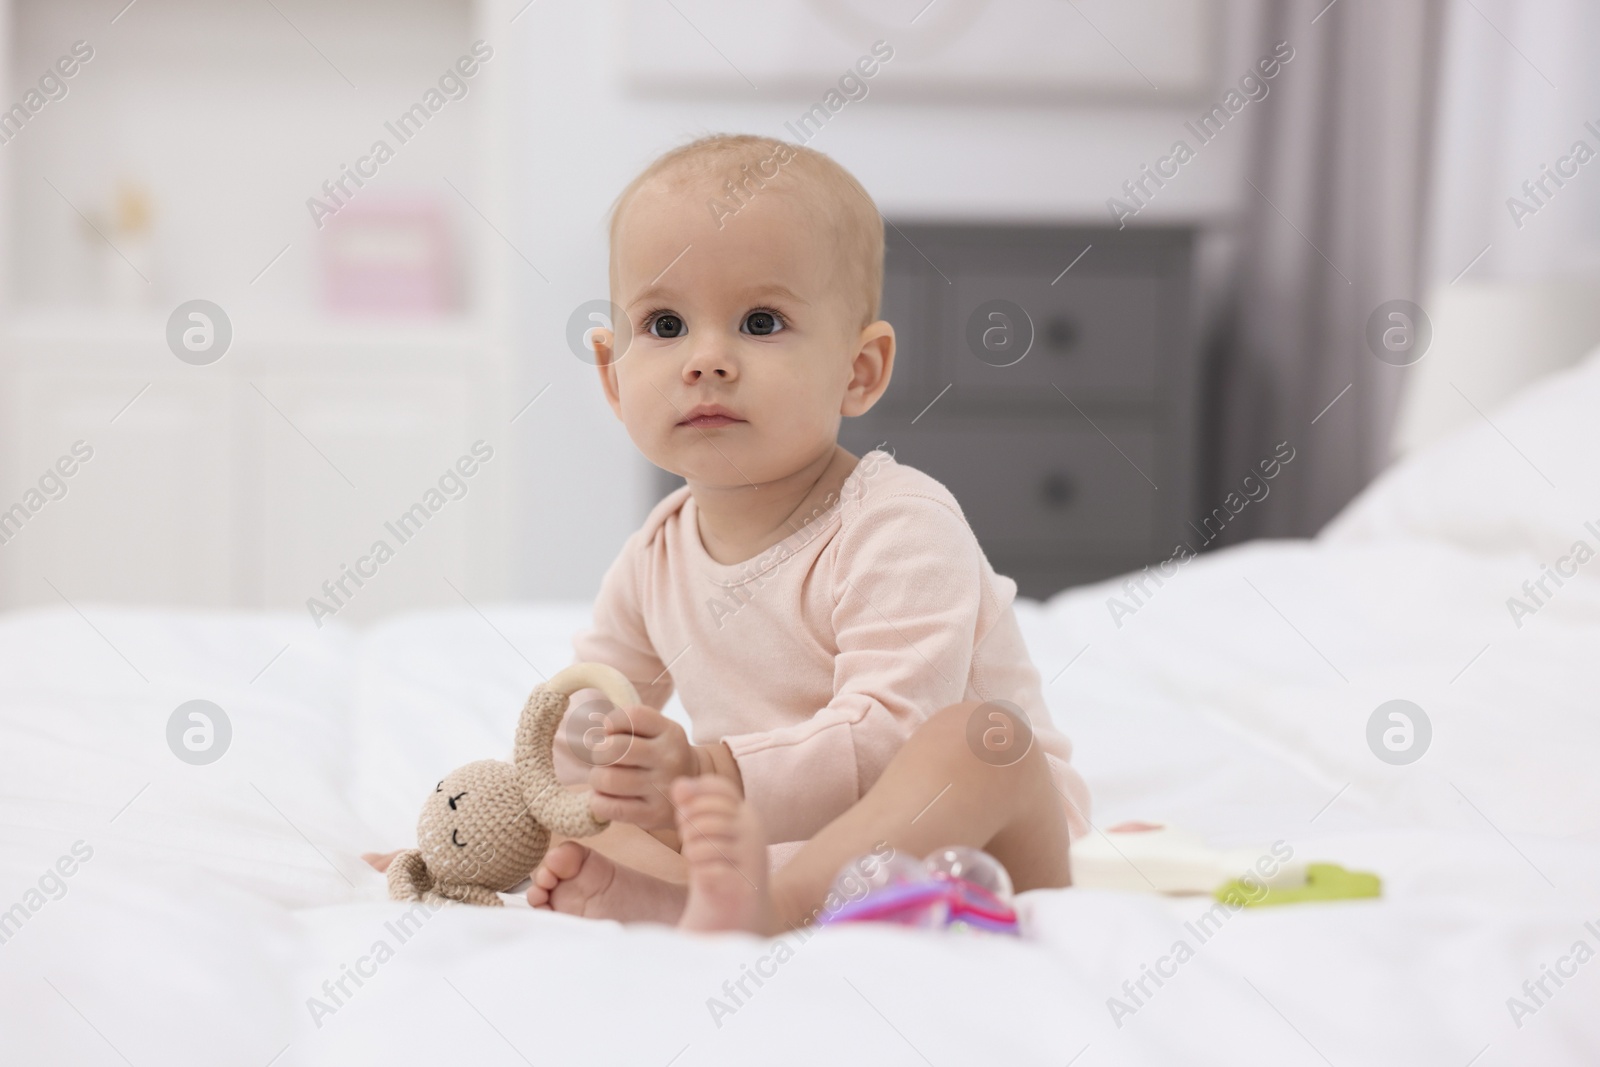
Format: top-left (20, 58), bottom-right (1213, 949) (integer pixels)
top-left (1203, 0), bottom-right (1447, 543)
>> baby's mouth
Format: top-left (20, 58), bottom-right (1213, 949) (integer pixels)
top-left (678, 405), bottom-right (745, 428)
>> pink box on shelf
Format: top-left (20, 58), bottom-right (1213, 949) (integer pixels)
top-left (321, 197), bottom-right (457, 316)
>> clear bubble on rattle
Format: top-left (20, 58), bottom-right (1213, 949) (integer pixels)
top-left (924, 846), bottom-right (1014, 902)
top-left (830, 849), bottom-right (926, 903)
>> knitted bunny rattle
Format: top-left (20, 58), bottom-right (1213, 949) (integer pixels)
top-left (386, 662), bottom-right (637, 906)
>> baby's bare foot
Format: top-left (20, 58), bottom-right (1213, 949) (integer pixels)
top-left (674, 777), bottom-right (779, 935)
top-left (528, 841), bottom-right (686, 923)
top-left (363, 850), bottom-right (401, 873)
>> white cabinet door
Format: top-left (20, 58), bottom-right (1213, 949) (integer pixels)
top-left (0, 327), bottom-right (508, 620)
top-left (0, 370), bottom-right (236, 607)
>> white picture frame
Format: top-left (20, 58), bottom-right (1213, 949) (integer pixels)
top-left (620, 0), bottom-right (1218, 102)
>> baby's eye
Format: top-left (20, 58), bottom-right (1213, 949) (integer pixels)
top-left (742, 310), bottom-right (784, 336)
top-left (435, 780), bottom-right (443, 792)
top-left (649, 313), bottom-right (685, 339)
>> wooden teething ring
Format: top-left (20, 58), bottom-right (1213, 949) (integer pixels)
top-left (515, 662), bottom-right (640, 838)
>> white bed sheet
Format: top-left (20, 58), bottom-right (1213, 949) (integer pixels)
top-left (4, 355), bottom-right (1599, 1066)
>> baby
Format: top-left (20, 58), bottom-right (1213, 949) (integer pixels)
top-left (375, 135), bottom-right (1091, 933)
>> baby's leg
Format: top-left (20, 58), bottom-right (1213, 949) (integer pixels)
top-left (571, 822), bottom-right (687, 882)
top-left (368, 822), bottom-right (688, 920)
top-left (527, 820), bottom-right (689, 923)
top-left (677, 699), bottom-right (1071, 934)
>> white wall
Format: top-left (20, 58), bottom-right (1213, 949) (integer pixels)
top-left (1426, 0), bottom-right (1600, 286)
top-left (1397, 0), bottom-right (1600, 456)
top-left (501, 0), bottom-right (1267, 597)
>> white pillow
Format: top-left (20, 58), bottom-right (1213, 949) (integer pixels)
top-left (1324, 345), bottom-right (1600, 562)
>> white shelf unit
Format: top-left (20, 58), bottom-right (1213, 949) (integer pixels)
top-left (0, 0), bottom-right (518, 623)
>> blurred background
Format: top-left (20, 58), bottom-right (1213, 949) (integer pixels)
top-left (1, 0), bottom-right (1598, 618)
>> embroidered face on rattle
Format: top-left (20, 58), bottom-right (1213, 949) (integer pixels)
top-left (418, 761), bottom-right (547, 897)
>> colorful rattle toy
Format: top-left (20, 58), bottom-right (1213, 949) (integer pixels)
top-left (386, 662), bottom-right (636, 906)
top-left (820, 846), bottom-right (1022, 935)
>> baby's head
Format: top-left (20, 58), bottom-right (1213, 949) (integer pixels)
top-left (593, 135), bottom-right (895, 487)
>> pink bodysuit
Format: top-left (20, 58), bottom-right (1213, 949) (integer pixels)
top-left (570, 449), bottom-right (1091, 847)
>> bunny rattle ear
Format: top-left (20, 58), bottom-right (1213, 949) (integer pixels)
top-left (516, 663), bottom-right (640, 838)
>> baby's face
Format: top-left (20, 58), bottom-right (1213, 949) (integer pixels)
top-left (598, 175), bottom-right (892, 488)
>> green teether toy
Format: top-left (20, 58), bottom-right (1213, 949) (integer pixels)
top-left (1215, 862), bottom-right (1381, 907)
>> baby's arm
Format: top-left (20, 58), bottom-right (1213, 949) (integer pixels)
top-left (565, 519), bottom-right (747, 827)
top-left (569, 525), bottom-right (675, 706)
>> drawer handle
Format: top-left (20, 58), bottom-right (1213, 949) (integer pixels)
top-left (1039, 471), bottom-right (1077, 509)
top-left (1046, 316), bottom-right (1079, 354)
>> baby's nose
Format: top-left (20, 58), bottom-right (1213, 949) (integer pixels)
top-left (682, 339), bottom-right (736, 380)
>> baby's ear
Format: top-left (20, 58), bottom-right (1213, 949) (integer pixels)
top-left (385, 849), bottom-right (433, 902)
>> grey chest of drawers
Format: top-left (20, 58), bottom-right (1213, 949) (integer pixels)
top-left (653, 223), bottom-right (1200, 602)
top-left (842, 223), bottom-right (1200, 601)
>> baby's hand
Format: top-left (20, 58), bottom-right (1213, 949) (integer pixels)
top-left (587, 704), bottom-right (701, 830)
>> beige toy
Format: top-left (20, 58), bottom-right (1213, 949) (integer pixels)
top-left (386, 662), bottom-right (637, 906)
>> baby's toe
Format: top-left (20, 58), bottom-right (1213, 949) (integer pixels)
top-left (542, 841), bottom-right (590, 881)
